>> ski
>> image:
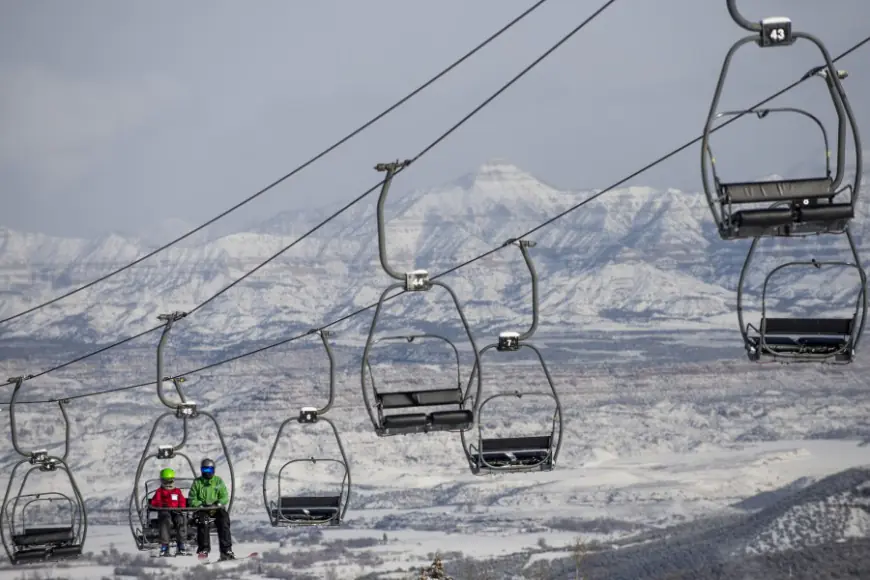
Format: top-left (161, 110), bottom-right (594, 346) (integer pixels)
top-left (200, 551), bottom-right (259, 565)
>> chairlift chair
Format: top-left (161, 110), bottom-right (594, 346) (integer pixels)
top-left (1, 379), bottom-right (87, 565)
top-left (700, 0), bottom-right (863, 240)
top-left (459, 241), bottom-right (564, 475)
top-left (360, 160), bottom-right (482, 437)
top-left (736, 229), bottom-right (868, 364)
top-left (130, 312), bottom-right (236, 550)
top-left (263, 330), bottom-right (351, 527)
top-left (364, 333), bottom-right (470, 437)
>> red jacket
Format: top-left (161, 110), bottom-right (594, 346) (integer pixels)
top-left (150, 487), bottom-right (187, 509)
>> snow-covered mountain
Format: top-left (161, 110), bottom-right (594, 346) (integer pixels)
top-left (1, 159), bottom-right (867, 349)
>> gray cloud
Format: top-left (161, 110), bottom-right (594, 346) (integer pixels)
top-left (1, 0), bottom-right (867, 238)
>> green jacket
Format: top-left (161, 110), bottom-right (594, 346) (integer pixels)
top-left (187, 475), bottom-right (229, 508)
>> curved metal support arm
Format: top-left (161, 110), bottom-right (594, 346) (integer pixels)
top-left (315, 330), bottom-right (336, 416)
top-left (57, 399), bottom-right (72, 464)
top-left (433, 281), bottom-right (482, 409)
top-left (263, 417), bottom-right (294, 520)
top-left (156, 311), bottom-right (187, 410)
top-left (726, 0), bottom-right (761, 32)
top-left (360, 282), bottom-right (405, 431)
top-left (198, 411), bottom-right (236, 512)
top-left (504, 239), bottom-right (540, 341)
top-left (374, 159), bottom-right (413, 281)
top-left (131, 411), bottom-right (187, 514)
top-left (7, 376), bottom-right (30, 458)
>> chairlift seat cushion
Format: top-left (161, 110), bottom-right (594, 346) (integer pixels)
top-left (278, 495), bottom-right (341, 509)
top-left (13, 527), bottom-right (74, 547)
top-left (12, 548), bottom-right (53, 563)
top-left (481, 435), bottom-right (552, 453)
top-left (49, 544), bottom-right (83, 559)
top-left (430, 410), bottom-right (473, 427)
top-left (799, 203), bottom-right (854, 222)
top-left (273, 495), bottom-right (341, 522)
top-left (722, 176), bottom-right (834, 203)
top-left (763, 317), bottom-right (853, 335)
top-left (382, 413), bottom-right (429, 430)
top-left (377, 388), bottom-right (463, 409)
top-left (731, 208), bottom-right (794, 229)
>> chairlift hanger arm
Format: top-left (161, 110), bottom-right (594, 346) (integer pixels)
top-left (156, 311), bottom-right (188, 410)
top-left (504, 239), bottom-right (540, 342)
top-left (7, 376), bottom-right (29, 458)
top-left (374, 160), bottom-right (414, 282)
top-left (56, 399), bottom-right (71, 464)
top-left (725, 0), bottom-right (759, 32)
top-left (316, 329), bottom-right (336, 415)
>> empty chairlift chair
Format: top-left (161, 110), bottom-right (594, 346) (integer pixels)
top-left (360, 160), bottom-right (482, 437)
top-left (1, 379), bottom-right (87, 565)
top-left (365, 334), bottom-right (471, 436)
top-left (129, 312), bottom-right (235, 550)
top-left (736, 232), bottom-right (868, 364)
top-left (461, 240), bottom-right (564, 475)
top-left (700, 0), bottom-right (863, 240)
top-left (263, 330), bottom-right (351, 527)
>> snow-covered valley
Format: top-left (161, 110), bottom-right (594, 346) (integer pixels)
top-left (1, 160), bottom-right (869, 578)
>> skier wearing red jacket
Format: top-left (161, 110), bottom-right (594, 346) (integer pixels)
top-left (150, 468), bottom-right (189, 556)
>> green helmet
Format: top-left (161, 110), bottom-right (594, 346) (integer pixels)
top-left (160, 468), bottom-right (175, 481)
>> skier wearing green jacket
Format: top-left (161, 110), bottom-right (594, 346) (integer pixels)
top-left (187, 458), bottom-right (235, 560)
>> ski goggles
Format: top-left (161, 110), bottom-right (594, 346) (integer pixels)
top-left (201, 466), bottom-right (215, 476)
top-left (161, 478), bottom-right (175, 486)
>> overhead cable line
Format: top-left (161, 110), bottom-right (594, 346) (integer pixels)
top-left (0, 0), bottom-right (552, 327)
top-left (1, 0), bottom-right (620, 392)
top-left (7, 32), bottom-right (868, 406)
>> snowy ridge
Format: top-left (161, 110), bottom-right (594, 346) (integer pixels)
top-left (741, 468), bottom-right (870, 555)
top-left (0, 160), bottom-right (867, 347)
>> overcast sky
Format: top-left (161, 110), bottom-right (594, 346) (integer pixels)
top-left (1, 0), bottom-right (868, 239)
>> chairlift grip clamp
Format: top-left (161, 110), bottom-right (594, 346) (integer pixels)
top-left (374, 159), bottom-right (412, 172)
top-left (157, 311), bottom-right (187, 323)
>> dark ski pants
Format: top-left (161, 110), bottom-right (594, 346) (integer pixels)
top-left (196, 508), bottom-right (232, 553)
top-left (158, 512), bottom-right (187, 545)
